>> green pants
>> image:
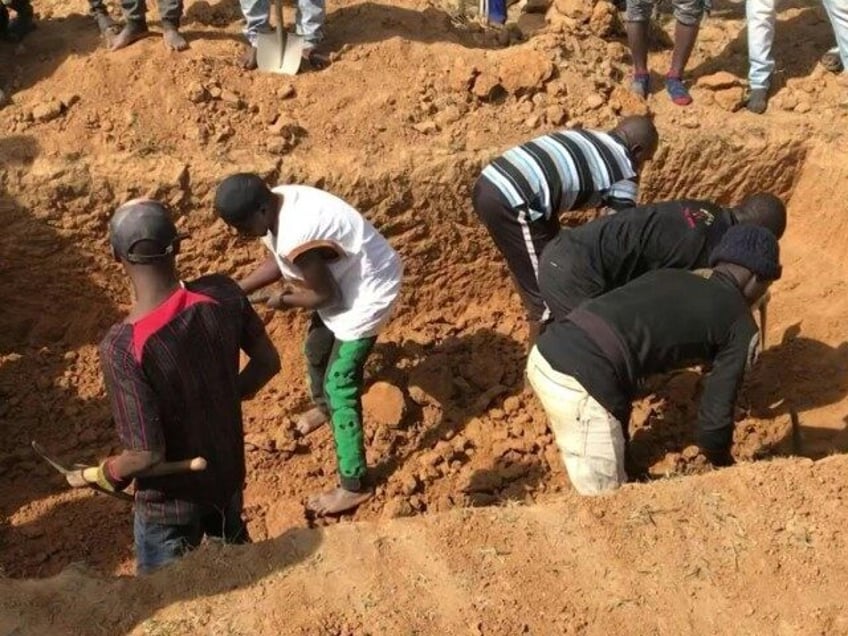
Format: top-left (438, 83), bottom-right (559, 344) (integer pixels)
top-left (304, 313), bottom-right (376, 492)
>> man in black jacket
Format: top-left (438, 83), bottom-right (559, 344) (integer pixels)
top-left (527, 224), bottom-right (781, 495)
top-left (537, 193), bottom-right (786, 322)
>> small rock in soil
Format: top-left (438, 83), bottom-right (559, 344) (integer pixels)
top-left (435, 105), bottom-right (463, 128)
top-left (472, 72), bottom-right (502, 100)
top-left (363, 381), bottom-right (406, 428)
top-left (220, 90), bottom-right (243, 109)
top-left (696, 71), bottom-right (742, 90)
top-left (412, 120), bottom-right (439, 134)
top-left (713, 86), bottom-right (744, 111)
top-left (59, 93), bottom-right (80, 109)
top-left (554, 0), bottom-right (590, 21)
top-left (399, 474), bottom-right (419, 496)
top-left (795, 101), bottom-right (812, 114)
top-left (266, 138), bottom-right (290, 154)
top-left (276, 84), bottom-right (296, 99)
top-left (382, 498), bottom-right (415, 519)
top-left (585, 94), bottom-right (605, 110)
top-left (32, 100), bottom-right (64, 123)
top-left (186, 82), bottom-right (208, 104)
top-left (545, 105), bottom-right (567, 125)
top-left (245, 432), bottom-right (273, 452)
top-left (503, 396), bottom-right (522, 414)
top-left (589, 0), bottom-right (616, 37)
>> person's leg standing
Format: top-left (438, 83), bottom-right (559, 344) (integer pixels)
top-left (133, 513), bottom-right (203, 575)
top-left (238, 0), bottom-right (270, 68)
top-left (89, 0), bottom-right (120, 41)
top-left (323, 336), bottom-right (377, 494)
top-left (472, 175), bottom-right (555, 344)
top-left (298, 312), bottom-right (335, 434)
top-left (665, 0), bottom-right (704, 106)
top-left (821, 0), bottom-right (848, 74)
top-left (119, 0), bottom-right (145, 33)
top-left (746, 0), bottom-right (777, 113)
top-left (158, 0), bottom-right (187, 50)
top-left (624, 0), bottom-right (653, 97)
top-left (297, 0), bottom-right (327, 66)
top-left (113, 0), bottom-right (150, 49)
top-left (4, 0), bottom-right (33, 41)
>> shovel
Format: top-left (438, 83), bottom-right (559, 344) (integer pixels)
top-left (256, 0), bottom-right (304, 76)
top-left (32, 441), bottom-right (207, 503)
top-left (751, 289), bottom-right (771, 351)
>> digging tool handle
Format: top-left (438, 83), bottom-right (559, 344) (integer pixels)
top-left (790, 409), bottom-right (803, 455)
top-left (759, 299), bottom-right (768, 351)
top-left (274, 0), bottom-right (284, 40)
top-left (136, 457), bottom-right (207, 478)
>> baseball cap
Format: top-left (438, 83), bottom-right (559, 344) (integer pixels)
top-left (709, 224), bottom-right (782, 281)
top-left (109, 200), bottom-right (187, 264)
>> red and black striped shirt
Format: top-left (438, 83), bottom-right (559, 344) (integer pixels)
top-left (99, 275), bottom-right (267, 524)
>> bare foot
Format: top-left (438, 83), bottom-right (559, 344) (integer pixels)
top-left (306, 487), bottom-right (372, 516)
top-left (162, 26), bottom-right (188, 51)
top-left (111, 21), bottom-right (148, 51)
top-left (302, 45), bottom-right (331, 71)
top-left (94, 11), bottom-right (120, 47)
top-left (240, 45), bottom-right (257, 70)
top-left (295, 407), bottom-right (328, 436)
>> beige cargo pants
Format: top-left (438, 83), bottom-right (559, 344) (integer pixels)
top-left (526, 346), bottom-right (628, 495)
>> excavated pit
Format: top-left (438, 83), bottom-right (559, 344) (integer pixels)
top-left (3, 129), bottom-right (846, 581)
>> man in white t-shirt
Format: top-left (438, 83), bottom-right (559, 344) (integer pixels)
top-left (214, 173), bottom-right (403, 516)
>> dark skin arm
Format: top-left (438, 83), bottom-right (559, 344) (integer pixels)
top-left (267, 248), bottom-right (342, 311)
top-left (238, 328), bottom-right (281, 400)
top-left (239, 254), bottom-right (283, 295)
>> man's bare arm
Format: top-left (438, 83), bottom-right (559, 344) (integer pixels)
top-left (268, 249), bottom-right (341, 310)
top-left (239, 254), bottom-right (283, 294)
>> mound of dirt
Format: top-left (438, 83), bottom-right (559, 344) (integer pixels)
top-left (1, 0), bottom-right (848, 630)
top-left (3, 456), bottom-right (848, 634)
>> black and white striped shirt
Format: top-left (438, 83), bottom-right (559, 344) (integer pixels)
top-left (481, 129), bottom-right (639, 222)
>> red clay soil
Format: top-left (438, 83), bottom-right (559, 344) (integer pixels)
top-left (1, 0), bottom-right (848, 632)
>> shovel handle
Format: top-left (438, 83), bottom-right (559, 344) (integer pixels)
top-left (274, 0), bottom-right (284, 34)
top-left (137, 457), bottom-right (207, 478)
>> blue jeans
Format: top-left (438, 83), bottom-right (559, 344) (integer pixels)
top-left (478, 0), bottom-right (506, 24)
top-left (238, 0), bottom-right (325, 46)
top-left (133, 491), bottom-right (250, 575)
top-left (747, 0), bottom-right (848, 89)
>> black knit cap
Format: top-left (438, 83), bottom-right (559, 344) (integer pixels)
top-left (709, 224), bottom-right (782, 281)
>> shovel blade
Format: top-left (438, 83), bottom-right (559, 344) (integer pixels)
top-left (256, 29), bottom-right (304, 75)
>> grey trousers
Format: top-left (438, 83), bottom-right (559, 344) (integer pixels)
top-left (626, 0), bottom-right (705, 25)
top-left (120, 0), bottom-right (182, 26)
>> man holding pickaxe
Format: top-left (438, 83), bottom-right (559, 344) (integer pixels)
top-left (64, 198), bottom-right (280, 575)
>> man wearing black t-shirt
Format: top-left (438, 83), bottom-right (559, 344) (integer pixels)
top-left (538, 193), bottom-right (786, 322)
top-left (527, 225), bottom-right (782, 495)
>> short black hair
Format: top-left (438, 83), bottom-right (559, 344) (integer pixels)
top-left (214, 173), bottom-right (271, 225)
top-left (737, 193), bottom-right (787, 239)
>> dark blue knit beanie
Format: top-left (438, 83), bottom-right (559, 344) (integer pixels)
top-left (709, 225), bottom-right (782, 281)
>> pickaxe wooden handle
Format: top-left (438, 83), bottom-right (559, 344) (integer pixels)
top-left (32, 441), bottom-right (207, 502)
top-left (136, 456), bottom-right (207, 477)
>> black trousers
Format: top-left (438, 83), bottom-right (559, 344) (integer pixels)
top-left (472, 175), bottom-right (559, 323)
top-left (537, 230), bottom-right (607, 322)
